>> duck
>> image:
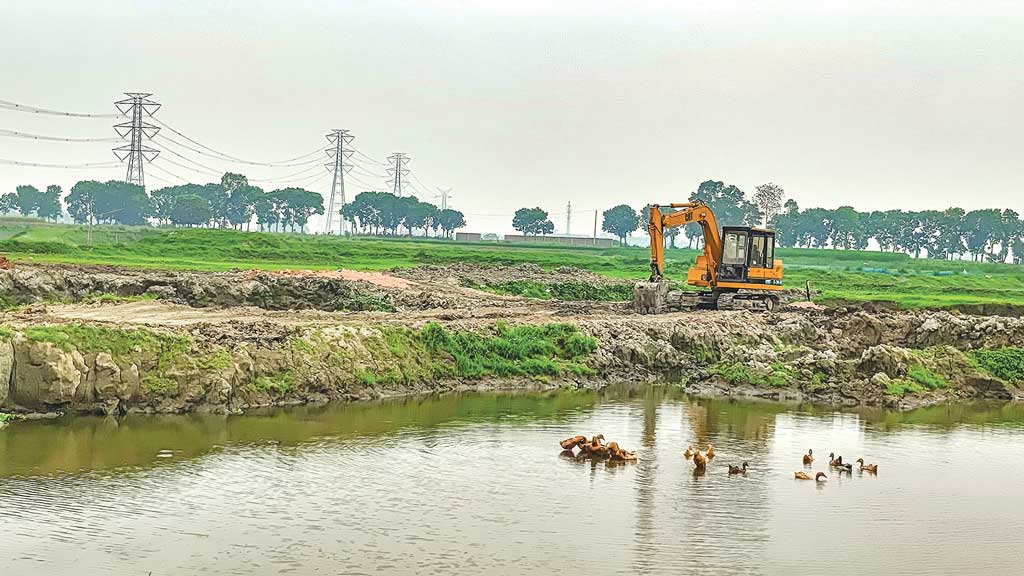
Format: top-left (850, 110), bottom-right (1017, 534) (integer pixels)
top-left (589, 435), bottom-right (611, 458)
top-left (835, 462), bottom-right (853, 473)
top-left (856, 458), bottom-right (878, 473)
top-left (728, 462), bottom-right (748, 475)
top-left (706, 443), bottom-right (716, 459)
top-left (684, 445), bottom-right (696, 459)
top-left (580, 434), bottom-right (605, 456)
top-left (802, 449), bottom-right (814, 465)
top-left (608, 442), bottom-right (638, 462)
top-left (693, 450), bottom-right (708, 469)
top-left (560, 435), bottom-right (588, 451)
top-left (794, 471), bottom-right (827, 481)
top-left (828, 453), bottom-right (844, 467)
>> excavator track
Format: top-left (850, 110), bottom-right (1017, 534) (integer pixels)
top-left (634, 284), bottom-right (778, 314)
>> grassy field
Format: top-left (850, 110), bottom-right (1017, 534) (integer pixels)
top-left (2, 218), bottom-right (1023, 309)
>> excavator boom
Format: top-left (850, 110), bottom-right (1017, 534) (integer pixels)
top-left (634, 202), bottom-right (784, 313)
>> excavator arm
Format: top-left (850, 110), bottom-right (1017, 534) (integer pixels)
top-left (647, 202), bottom-right (721, 284)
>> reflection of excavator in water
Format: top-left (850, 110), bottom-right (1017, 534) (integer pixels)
top-left (633, 202), bottom-right (784, 313)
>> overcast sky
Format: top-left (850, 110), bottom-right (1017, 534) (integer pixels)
top-left (2, 1), bottom-right (1022, 234)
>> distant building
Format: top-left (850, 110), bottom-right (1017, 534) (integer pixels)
top-left (503, 234), bottom-right (616, 248)
top-left (455, 232), bottom-right (482, 242)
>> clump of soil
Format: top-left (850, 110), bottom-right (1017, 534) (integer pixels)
top-left (0, 263), bottom-right (398, 312)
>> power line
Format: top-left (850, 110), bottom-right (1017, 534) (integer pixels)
top-left (147, 161), bottom-right (192, 183)
top-left (0, 128), bottom-right (121, 143)
top-left (152, 118), bottom-right (323, 166)
top-left (350, 145), bottom-right (388, 166)
top-left (0, 158), bottom-right (120, 169)
top-left (0, 98), bottom-right (122, 119)
top-left (387, 152), bottom-right (410, 197)
top-left (112, 92), bottom-right (161, 189)
top-left (153, 131), bottom-right (321, 168)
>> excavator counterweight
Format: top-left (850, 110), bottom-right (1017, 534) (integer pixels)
top-left (633, 202), bottom-right (784, 313)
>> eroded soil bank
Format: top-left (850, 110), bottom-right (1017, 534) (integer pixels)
top-left (1, 262), bottom-right (1022, 417)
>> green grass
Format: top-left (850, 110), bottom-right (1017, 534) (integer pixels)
top-left (886, 379), bottom-right (925, 396)
top-left (253, 373), bottom-right (294, 395)
top-left (3, 220), bottom-right (1024, 309)
top-left (22, 323), bottom-right (189, 355)
top-left (141, 375), bottom-right (178, 396)
top-left (0, 412), bottom-right (25, 424)
top-left (708, 361), bottom-right (795, 388)
top-left (350, 322), bottom-right (597, 383)
top-left (906, 364), bottom-right (949, 389)
top-left (970, 348), bottom-right (1024, 384)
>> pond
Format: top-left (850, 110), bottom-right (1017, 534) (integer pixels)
top-left (2, 386), bottom-right (1023, 575)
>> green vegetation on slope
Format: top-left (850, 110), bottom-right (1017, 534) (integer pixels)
top-left (970, 348), bottom-right (1024, 384)
top-left (350, 322), bottom-right (598, 385)
top-left (3, 221), bottom-right (1024, 309)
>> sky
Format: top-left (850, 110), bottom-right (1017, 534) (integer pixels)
top-left (2, 0), bottom-right (1022, 235)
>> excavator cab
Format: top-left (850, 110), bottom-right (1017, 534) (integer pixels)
top-left (717, 227), bottom-right (776, 283)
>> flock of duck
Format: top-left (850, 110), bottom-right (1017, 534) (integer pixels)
top-left (561, 436), bottom-right (880, 481)
top-left (793, 449), bottom-right (879, 482)
top-left (559, 434), bottom-right (637, 461)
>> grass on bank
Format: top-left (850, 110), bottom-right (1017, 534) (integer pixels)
top-left (350, 322), bottom-right (598, 385)
top-left (3, 221), bottom-right (1024, 309)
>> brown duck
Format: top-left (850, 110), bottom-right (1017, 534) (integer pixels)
top-left (856, 458), bottom-right (878, 473)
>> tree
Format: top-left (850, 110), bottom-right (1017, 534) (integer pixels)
top-left (37, 185), bottom-right (63, 221)
top-left (512, 207), bottom-right (554, 236)
top-left (690, 180), bottom-right (759, 232)
top-left (13, 185), bottom-right (42, 216)
top-left (435, 208), bottom-right (467, 239)
top-left (602, 204), bottom-right (639, 245)
top-left (963, 209), bottom-right (1001, 261)
top-left (66, 180), bottom-right (102, 224)
top-left (169, 194), bottom-right (213, 227)
top-left (271, 187), bottom-right (324, 232)
top-left (224, 174), bottom-right (261, 230)
top-left (0, 193), bottom-right (15, 214)
top-left (752, 182), bottom-right (785, 227)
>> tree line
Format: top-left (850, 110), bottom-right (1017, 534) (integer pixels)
top-left (340, 191), bottom-right (467, 238)
top-left (1, 173), bottom-right (325, 231)
top-left (526, 179), bottom-right (1022, 263)
top-left (1, 175), bottom-right (468, 238)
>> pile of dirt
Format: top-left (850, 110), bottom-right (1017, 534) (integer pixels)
top-left (392, 262), bottom-right (628, 287)
top-left (0, 264), bottom-right (402, 312)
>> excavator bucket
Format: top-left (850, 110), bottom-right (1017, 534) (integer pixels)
top-left (633, 281), bottom-right (668, 314)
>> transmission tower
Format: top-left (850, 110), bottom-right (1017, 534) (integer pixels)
top-left (387, 153), bottom-right (410, 197)
top-left (566, 201), bottom-right (572, 235)
top-left (112, 93), bottom-right (161, 189)
top-left (324, 129), bottom-right (354, 234)
top-left (435, 187), bottom-right (453, 210)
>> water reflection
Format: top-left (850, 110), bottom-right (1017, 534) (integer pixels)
top-left (2, 387), bottom-right (1024, 576)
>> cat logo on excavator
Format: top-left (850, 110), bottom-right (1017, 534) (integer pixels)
top-left (633, 202), bottom-right (784, 313)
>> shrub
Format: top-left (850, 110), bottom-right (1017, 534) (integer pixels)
top-left (970, 348), bottom-right (1024, 384)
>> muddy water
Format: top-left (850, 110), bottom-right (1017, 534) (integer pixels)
top-left (2, 387), bottom-right (1024, 576)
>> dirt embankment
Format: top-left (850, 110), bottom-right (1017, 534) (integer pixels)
top-left (1, 262), bottom-right (1022, 416)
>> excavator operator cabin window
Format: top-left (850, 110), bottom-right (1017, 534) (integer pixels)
top-left (722, 231), bottom-right (747, 265)
top-left (751, 235), bottom-right (767, 268)
top-left (766, 235), bottom-right (775, 268)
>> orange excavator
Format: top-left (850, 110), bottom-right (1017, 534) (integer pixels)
top-left (633, 202), bottom-right (784, 313)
